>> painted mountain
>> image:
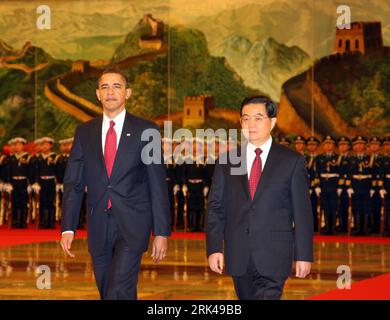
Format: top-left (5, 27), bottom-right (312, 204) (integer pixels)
top-left (214, 36), bottom-right (311, 101)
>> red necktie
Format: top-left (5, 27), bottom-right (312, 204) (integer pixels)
top-left (249, 148), bottom-right (262, 200)
top-left (104, 120), bottom-right (117, 208)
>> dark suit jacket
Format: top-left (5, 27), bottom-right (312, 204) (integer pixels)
top-left (61, 112), bottom-right (171, 256)
top-left (206, 140), bottom-right (313, 279)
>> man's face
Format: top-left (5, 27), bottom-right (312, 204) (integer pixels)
top-left (323, 142), bottom-right (335, 153)
top-left (96, 73), bottom-right (131, 114)
top-left (241, 103), bottom-right (276, 145)
top-left (369, 143), bottom-right (380, 154)
top-left (338, 144), bottom-right (349, 154)
top-left (40, 142), bottom-right (52, 153)
top-left (60, 143), bottom-right (72, 154)
top-left (294, 142), bottom-right (305, 153)
top-left (307, 144), bottom-right (318, 153)
top-left (13, 142), bottom-right (24, 153)
top-left (353, 142), bottom-right (365, 153)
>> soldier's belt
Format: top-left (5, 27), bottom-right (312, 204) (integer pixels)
top-left (320, 173), bottom-right (339, 178)
top-left (40, 176), bottom-right (56, 180)
top-left (188, 179), bottom-right (203, 184)
top-left (352, 174), bottom-right (372, 180)
top-left (12, 176), bottom-right (27, 180)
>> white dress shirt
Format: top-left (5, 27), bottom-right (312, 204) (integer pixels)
top-left (62, 108), bottom-right (127, 235)
top-left (246, 136), bottom-right (273, 178)
top-left (101, 108), bottom-right (126, 153)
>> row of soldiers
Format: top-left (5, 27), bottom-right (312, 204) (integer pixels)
top-left (0, 137), bottom-right (83, 229)
top-left (279, 135), bottom-right (390, 236)
top-left (1, 134), bottom-right (389, 237)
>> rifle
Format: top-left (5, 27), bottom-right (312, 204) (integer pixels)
top-left (348, 195), bottom-right (353, 237)
top-left (317, 193), bottom-right (322, 235)
top-left (0, 190), bottom-right (5, 226)
top-left (380, 196), bottom-right (386, 236)
top-left (6, 191), bottom-right (12, 229)
top-left (34, 188), bottom-right (40, 229)
top-left (173, 191), bottom-right (178, 232)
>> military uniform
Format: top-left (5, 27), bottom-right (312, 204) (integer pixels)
top-left (381, 137), bottom-right (390, 235)
top-left (32, 137), bottom-right (59, 229)
top-left (306, 136), bottom-right (320, 232)
top-left (369, 137), bottom-right (383, 233)
top-left (315, 136), bottom-right (339, 235)
top-left (4, 138), bottom-right (32, 228)
top-left (337, 137), bottom-right (351, 233)
top-left (184, 154), bottom-right (207, 232)
top-left (278, 137), bottom-right (291, 148)
top-left (349, 136), bottom-right (372, 236)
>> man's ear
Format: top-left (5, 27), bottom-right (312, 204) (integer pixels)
top-left (126, 88), bottom-right (132, 100)
top-left (96, 89), bottom-right (101, 101)
top-left (271, 117), bottom-right (277, 130)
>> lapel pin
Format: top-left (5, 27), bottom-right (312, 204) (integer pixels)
top-left (126, 133), bottom-right (131, 137)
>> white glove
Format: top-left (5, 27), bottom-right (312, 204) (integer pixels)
top-left (337, 188), bottom-right (342, 197)
top-left (309, 189), bottom-right (312, 195)
top-left (0, 182), bottom-right (4, 192)
top-left (56, 184), bottom-right (61, 192)
top-left (173, 184), bottom-right (180, 195)
top-left (347, 188), bottom-right (354, 198)
top-left (182, 184), bottom-right (188, 197)
top-left (369, 189), bottom-right (375, 198)
top-left (203, 186), bottom-right (209, 197)
top-left (32, 183), bottom-right (41, 194)
top-left (379, 189), bottom-right (387, 199)
top-left (27, 185), bottom-right (32, 195)
top-left (315, 187), bottom-right (321, 197)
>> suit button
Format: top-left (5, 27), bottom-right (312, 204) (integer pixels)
top-left (108, 185), bottom-right (112, 189)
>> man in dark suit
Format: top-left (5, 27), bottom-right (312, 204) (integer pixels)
top-left (206, 96), bottom-right (313, 300)
top-left (60, 67), bottom-right (171, 300)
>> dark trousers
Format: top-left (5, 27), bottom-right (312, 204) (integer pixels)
top-left (232, 255), bottom-right (286, 300)
top-left (187, 183), bottom-right (205, 232)
top-left (39, 179), bottom-right (56, 229)
top-left (91, 212), bottom-right (143, 300)
top-left (310, 192), bottom-right (318, 231)
top-left (321, 191), bottom-right (338, 234)
top-left (338, 190), bottom-right (349, 232)
top-left (11, 179), bottom-right (28, 228)
top-left (370, 192), bottom-right (381, 233)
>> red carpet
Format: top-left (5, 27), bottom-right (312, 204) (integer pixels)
top-left (2, 226), bottom-right (390, 247)
top-left (308, 273), bottom-right (390, 300)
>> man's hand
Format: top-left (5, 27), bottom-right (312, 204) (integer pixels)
top-left (151, 236), bottom-right (168, 263)
top-left (60, 233), bottom-right (75, 258)
top-left (208, 252), bottom-right (224, 275)
top-left (295, 261), bottom-right (311, 278)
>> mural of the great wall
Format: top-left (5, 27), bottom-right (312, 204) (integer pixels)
top-left (0, 0), bottom-right (389, 145)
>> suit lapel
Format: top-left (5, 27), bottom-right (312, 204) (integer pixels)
top-left (110, 112), bottom-right (134, 182)
top-left (252, 140), bottom-right (280, 202)
top-left (92, 116), bottom-right (109, 184)
top-left (231, 143), bottom-right (251, 202)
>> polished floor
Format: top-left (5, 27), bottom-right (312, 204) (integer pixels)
top-left (0, 237), bottom-right (390, 300)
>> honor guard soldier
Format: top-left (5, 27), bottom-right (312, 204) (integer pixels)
top-left (369, 137), bottom-right (383, 233)
top-left (278, 137), bottom-right (291, 148)
top-left (306, 136), bottom-right (320, 231)
top-left (162, 137), bottom-right (178, 229)
top-left (294, 135), bottom-right (306, 155)
top-left (0, 150), bottom-right (9, 225)
top-left (57, 138), bottom-right (73, 225)
top-left (380, 137), bottom-right (389, 236)
top-left (32, 137), bottom-right (59, 229)
top-left (337, 136), bottom-right (351, 233)
top-left (4, 137), bottom-right (32, 228)
top-left (315, 136), bottom-right (340, 234)
top-left (183, 138), bottom-right (207, 232)
top-left (348, 136), bottom-right (372, 236)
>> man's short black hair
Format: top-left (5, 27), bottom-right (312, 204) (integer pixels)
top-left (240, 95), bottom-right (278, 118)
top-left (97, 66), bottom-right (129, 88)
